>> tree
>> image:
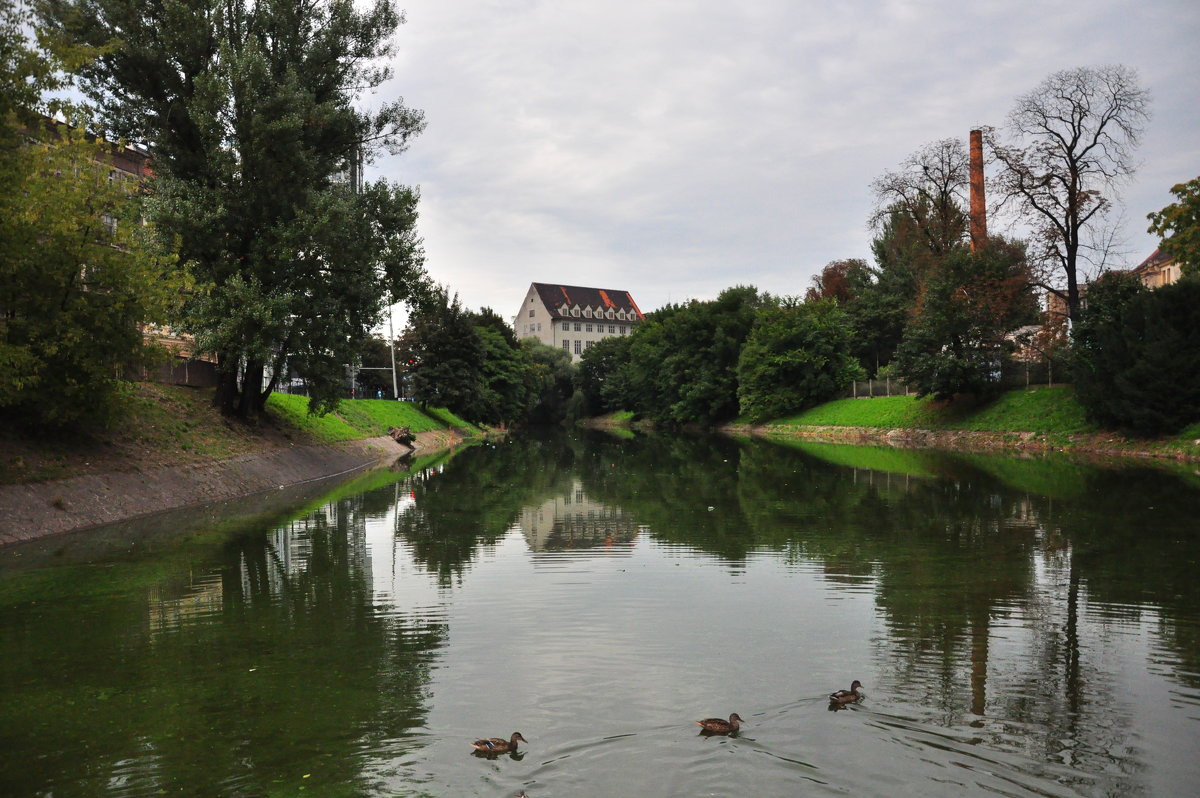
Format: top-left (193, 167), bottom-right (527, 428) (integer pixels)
top-left (736, 300), bottom-right (863, 422)
top-left (399, 288), bottom-right (483, 420)
top-left (804, 259), bottom-right (862, 304)
top-left (893, 238), bottom-right (1037, 400)
top-left (1072, 277), bottom-right (1200, 434)
top-left (521, 339), bottom-right (575, 424)
top-left (40, 0), bottom-right (427, 418)
top-left (622, 286), bottom-right (762, 426)
top-left (871, 138), bottom-right (970, 257)
top-left (577, 334), bottom-right (632, 416)
top-left (1147, 176), bottom-right (1200, 278)
top-left (989, 65), bottom-right (1151, 324)
top-left (2, 5), bottom-right (182, 427)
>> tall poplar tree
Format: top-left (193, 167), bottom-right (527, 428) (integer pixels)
top-left (39, 0), bottom-right (427, 417)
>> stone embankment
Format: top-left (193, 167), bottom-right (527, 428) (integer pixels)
top-left (0, 428), bottom-right (468, 547)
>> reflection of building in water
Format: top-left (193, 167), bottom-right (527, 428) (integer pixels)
top-left (518, 480), bottom-right (640, 551)
top-left (148, 573), bottom-right (224, 637)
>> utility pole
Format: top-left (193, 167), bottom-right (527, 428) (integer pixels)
top-left (389, 303), bottom-right (399, 399)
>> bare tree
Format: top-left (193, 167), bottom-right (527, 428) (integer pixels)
top-left (987, 65), bottom-right (1150, 324)
top-left (871, 138), bottom-right (970, 256)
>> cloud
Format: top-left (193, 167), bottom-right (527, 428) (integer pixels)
top-left (370, 0), bottom-right (1200, 318)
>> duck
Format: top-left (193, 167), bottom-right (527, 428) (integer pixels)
top-left (470, 732), bottom-right (528, 753)
top-left (695, 713), bottom-right (744, 733)
top-left (829, 680), bottom-right (863, 704)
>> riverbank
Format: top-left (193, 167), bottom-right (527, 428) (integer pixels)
top-left (0, 385), bottom-right (485, 545)
top-left (588, 387), bottom-right (1200, 463)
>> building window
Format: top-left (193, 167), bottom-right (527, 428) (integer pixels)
top-left (529, 309), bottom-right (534, 317)
top-left (574, 322), bottom-right (581, 331)
top-left (608, 325), bottom-right (615, 333)
top-left (536, 323), bottom-right (541, 331)
top-left (583, 307), bottom-right (592, 317)
top-left (574, 340), bottom-right (581, 354)
top-left (572, 307), bottom-right (580, 316)
top-left (585, 324), bottom-right (592, 332)
top-left (562, 339), bottom-right (570, 350)
top-left (619, 325), bottom-right (626, 334)
top-left (585, 340), bottom-right (594, 350)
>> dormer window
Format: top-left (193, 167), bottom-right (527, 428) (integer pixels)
top-left (606, 308), bottom-right (615, 319)
top-left (572, 306), bottom-right (580, 317)
top-left (616, 309), bottom-right (625, 320)
top-left (583, 307), bottom-right (592, 318)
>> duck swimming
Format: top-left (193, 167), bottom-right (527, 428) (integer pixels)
top-left (829, 680), bottom-right (863, 704)
top-left (470, 732), bottom-right (528, 753)
top-left (695, 713), bottom-right (744, 733)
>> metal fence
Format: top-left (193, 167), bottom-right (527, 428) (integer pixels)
top-left (843, 358), bottom-right (1070, 399)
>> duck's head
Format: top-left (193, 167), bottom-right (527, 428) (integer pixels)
top-left (729, 713), bottom-right (744, 724)
top-left (850, 680), bottom-right (863, 692)
top-left (511, 732), bottom-right (529, 744)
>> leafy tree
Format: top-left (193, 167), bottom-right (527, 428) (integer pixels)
top-left (804, 259), bottom-right (862, 304)
top-left (521, 339), bottom-right (575, 424)
top-left (736, 300), bottom-right (863, 422)
top-left (1072, 278), bottom-right (1200, 434)
top-left (988, 65), bottom-right (1151, 323)
top-left (399, 288), bottom-right (483, 420)
top-left (622, 286), bottom-right (762, 426)
top-left (1147, 176), bottom-right (1200, 278)
top-left (577, 334), bottom-right (632, 416)
top-left (1, 6), bottom-right (182, 427)
top-left (40, 0), bottom-right (428, 418)
top-left (893, 238), bottom-right (1036, 400)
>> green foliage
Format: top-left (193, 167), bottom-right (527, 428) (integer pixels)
top-left (1, 13), bottom-right (184, 428)
top-left (40, 0), bottom-right (427, 418)
top-left (521, 338), bottom-right (575, 424)
top-left (1148, 176), bottom-right (1200, 277)
top-left (893, 239), bottom-right (1036, 400)
top-left (577, 334), bottom-right (632, 416)
top-left (1072, 278), bottom-right (1200, 435)
top-left (401, 288), bottom-right (484, 420)
top-left (622, 286), bottom-right (762, 426)
top-left (736, 300), bottom-right (864, 422)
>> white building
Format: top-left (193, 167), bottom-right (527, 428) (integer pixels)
top-left (514, 282), bottom-right (645, 361)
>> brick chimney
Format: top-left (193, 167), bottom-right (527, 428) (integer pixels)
top-left (969, 129), bottom-right (987, 251)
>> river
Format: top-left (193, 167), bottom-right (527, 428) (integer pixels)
top-left (1, 429), bottom-right (1198, 796)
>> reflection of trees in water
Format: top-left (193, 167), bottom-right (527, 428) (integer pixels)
top-left (198, 496), bottom-right (448, 793)
top-left (392, 434), bottom-right (576, 584)
top-left (575, 432), bottom-right (1200, 793)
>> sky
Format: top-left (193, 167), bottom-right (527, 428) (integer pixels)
top-left (368, 0), bottom-right (1200, 322)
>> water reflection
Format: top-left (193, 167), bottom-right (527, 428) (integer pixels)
top-left (2, 430), bottom-right (1200, 795)
top-left (519, 480), bottom-right (640, 551)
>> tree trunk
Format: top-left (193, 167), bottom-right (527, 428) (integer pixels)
top-left (237, 359), bottom-right (266, 418)
top-left (213, 353), bottom-right (241, 415)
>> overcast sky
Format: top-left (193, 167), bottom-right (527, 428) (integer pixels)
top-left (369, 0), bottom-right (1200, 321)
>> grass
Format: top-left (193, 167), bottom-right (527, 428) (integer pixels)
top-left (773, 386), bottom-right (1095, 435)
top-left (1, 385), bottom-right (482, 485)
top-left (265, 394), bottom-right (477, 443)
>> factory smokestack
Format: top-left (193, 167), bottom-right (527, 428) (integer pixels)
top-left (969, 129), bottom-right (987, 251)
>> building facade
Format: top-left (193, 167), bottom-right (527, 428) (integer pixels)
top-left (514, 282), bottom-right (645, 361)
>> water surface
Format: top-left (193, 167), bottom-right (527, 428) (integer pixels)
top-left (2, 430), bottom-right (1199, 796)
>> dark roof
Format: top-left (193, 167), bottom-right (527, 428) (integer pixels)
top-left (531, 283), bottom-right (644, 321)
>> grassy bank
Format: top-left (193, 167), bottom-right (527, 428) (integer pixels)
top-left (0, 384), bottom-right (478, 485)
top-left (265, 394), bottom-right (476, 442)
top-left (760, 386), bottom-right (1200, 460)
